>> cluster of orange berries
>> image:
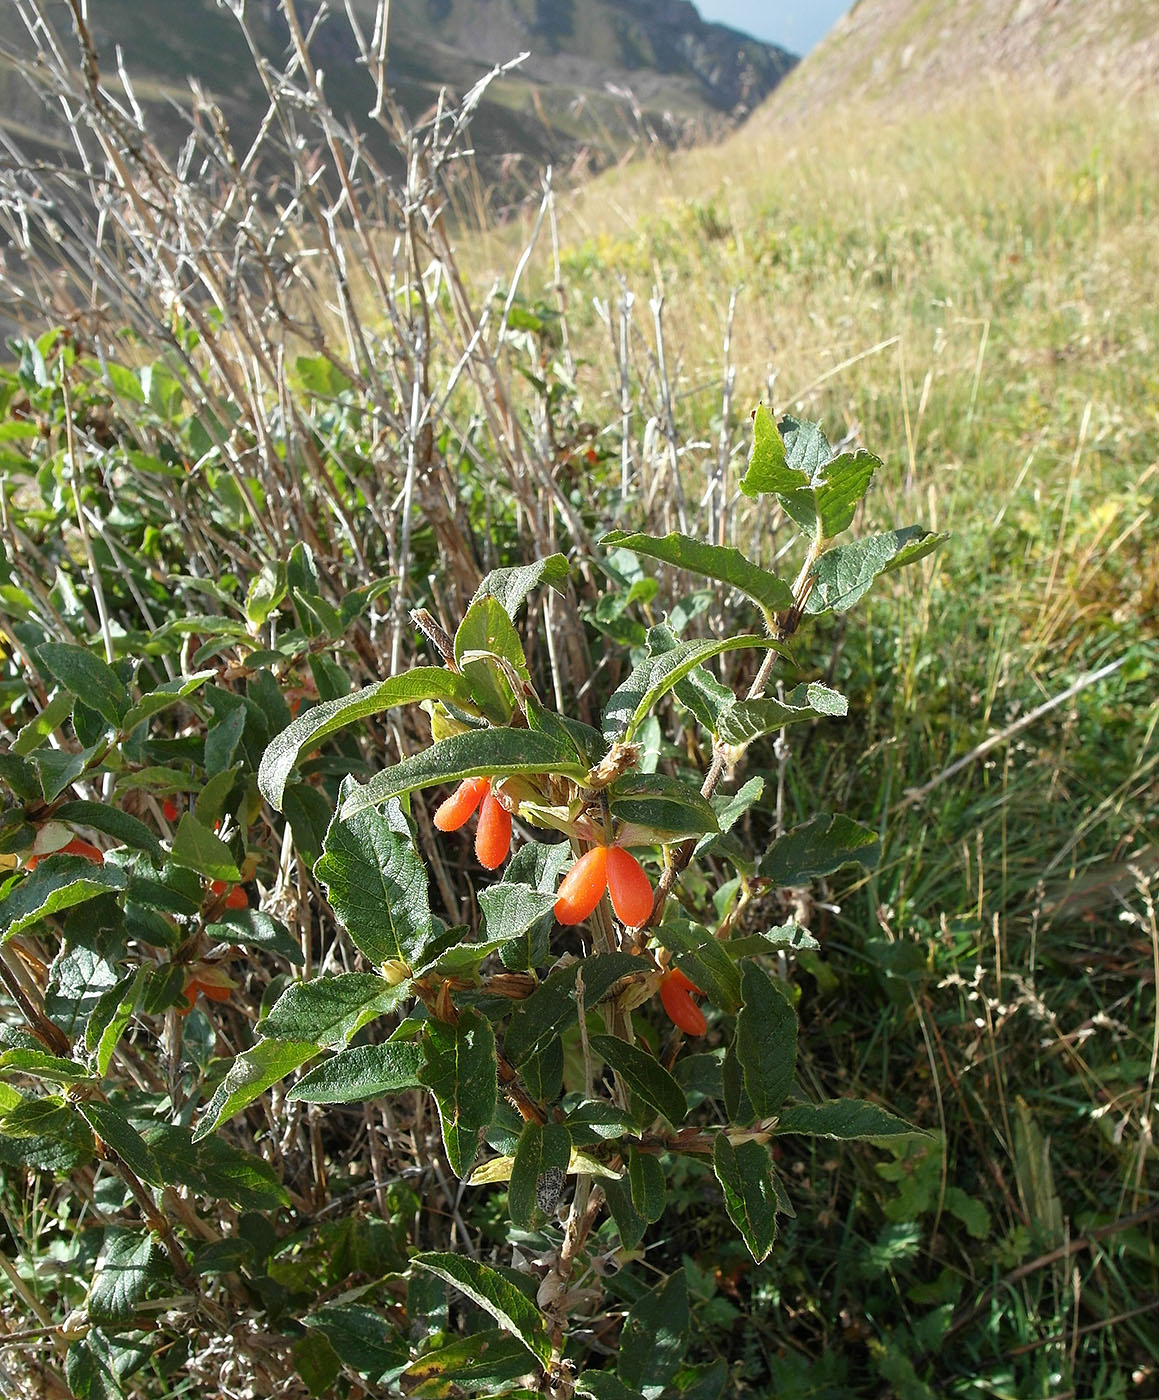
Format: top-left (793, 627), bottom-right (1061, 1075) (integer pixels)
top-left (433, 777), bottom-right (709, 1036)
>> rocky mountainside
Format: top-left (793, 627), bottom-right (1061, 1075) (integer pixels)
top-left (1, 0), bottom-right (795, 185)
top-left (766, 0), bottom-right (1159, 121)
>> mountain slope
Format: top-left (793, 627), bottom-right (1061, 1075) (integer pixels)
top-left (0, 0), bottom-right (796, 185)
top-left (768, 0), bottom-right (1159, 121)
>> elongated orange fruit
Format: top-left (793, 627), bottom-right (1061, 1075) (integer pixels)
top-left (554, 845), bottom-right (609, 925)
top-left (605, 846), bottom-right (653, 928)
top-left (433, 777), bottom-right (490, 832)
top-left (661, 967), bottom-right (707, 1036)
top-left (475, 792), bottom-right (512, 869)
top-left (26, 837), bottom-right (104, 870)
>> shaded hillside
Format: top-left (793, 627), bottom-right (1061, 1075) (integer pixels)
top-left (0, 0), bottom-right (795, 193)
top-left (768, 0), bottom-right (1159, 121)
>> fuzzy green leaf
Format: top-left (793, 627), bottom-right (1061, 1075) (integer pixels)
top-left (289, 1042), bottom-right (425, 1104)
top-left (258, 669), bottom-right (477, 811)
top-left (774, 1099), bottom-right (924, 1140)
top-left (37, 644), bottom-right (129, 728)
top-left (716, 683), bottom-right (847, 748)
top-left (52, 801), bottom-right (163, 863)
top-left (471, 555), bottom-right (569, 619)
top-left (608, 773), bottom-right (719, 841)
top-left (735, 964), bottom-right (797, 1117)
top-left (0, 857), bottom-right (127, 943)
top-left (170, 813), bottom-right (240, 883)
top-left (87, 1228), bottom-right (158, 1324)
top-left (601, 635), bottom-right (784, 743)
top-left (315, 801), bottom-right (433, 967)
top-left (402, 1330), bottom-right (534, 1396)
top-left (505, 954), bottom-right (641, 1067)
top-left (806, 528), bottom-right (948, 615)
top-left (617, 1271), bottom-right (689, 1397)
top-left (420, 1008), bottom-right (497, 1178)
top-left (600, 530), bottom-right (793, 619)
top-left (590, 1034), bottom-right (687, 1126)
top-left (340, 729), bottom-right (589, 821)
top-left (411, 1251), bottom-right (552, 1367)
top-left (257, 974), bottom-right (409, 1049)
top-left (712, 1136), bottom-right (779, 1262)
top-left (193, 1039), bottom-right (319, 1140)
top-left (508, 1121), bottom-right (571, 1228)
top-left (302, 1304), bottom-right (408, 1383)
top-left (761, 812), bottom-right (880, 885)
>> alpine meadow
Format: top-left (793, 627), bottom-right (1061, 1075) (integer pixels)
top-left (0, 2), bottom-right (1156, 1398)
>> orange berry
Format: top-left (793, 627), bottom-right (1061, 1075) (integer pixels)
top-left (26, 837), bottom-right (104, 870)
top-left (554, 846), bottom-right (609, 926)
top-left (209, 879), bottom-right (249, 910)
top-left (661, 967), bottom-right (707, 1036)
top-left (475, 791), bottom-right (512, 870)
top-left (605, 846), bottom-right (653, 928)
top-left (433, 777), bottom-right (490, 832)
top-left (162, 798), bottom-right (179, 823)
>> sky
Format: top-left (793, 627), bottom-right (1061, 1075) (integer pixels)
top-left (694, 1), bottom-right (852, 55)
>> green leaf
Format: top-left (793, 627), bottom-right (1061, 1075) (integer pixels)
top-left (87, 1228), bottom-right (158, 1324)
top-left (505, 954), bottom-right (641, 1067)
top-left (617, 1270), bottom-right (688, 1397)
top-left (712, 1136), bottom-right (778, 1263)
top-left (455, 595), bottom-right (530, 722)
top-left (121, 670), bottom-right (216, 732)
top-left (78, 1102), bottom-right (162, 1185)
top-left (806, 527), bottom-right (948, 615)
top-left (589, 1034), bottom-right (687, 1126)
top-left (87, 973), bottom-right (142, 1077)
top-left (0, 1048), bottom-right (96, 1085)
top-left (258, 669), bottom-right (478, 811)
top-left (293, 1330), bottom-right (341, 1397)
top-left (564, 1100), bottom-right (638, 1146)
top-left (245, 562), bottom-right (288, 627)
top-left (206, 908), bottom-right (304, 965)
top-left (339, 728), bottom-right (589, 820)
top-left (471, 555), bottom-right (569, 619)
top-left (508, 1121), bottom-right (571, 1228)
top-left (145, 1124), bottom-right (290, 1209)
top-left (576, 1373), bottom-right (647, 1400)
top-left (13, 689), bottom-right (73, 755)
top-left (602, 1174), bottom-right (647, 1251)
top-left (774, 1099), bottom-right (924, 1140)
top-left (170, 813), bottom-right (240, 883)
top-left (626, 1144), bottom-right (666, 1223)
top-left (420, 1008), bottom-right (497, 1178)
top-left (601, 635), bottom-right (784, 742)
top-left (52, 801), bottom-right (163, 863)
top-left (654, 917), bottom-right (741, 1013)
top-left (315, 800), bottom-right (433, 967)
top-left (411, 1252), bottom-right (552, 1367)
top-left (600, 530), bottom-right (793, 619)
top-left (257, 973), bottom-right (408, 1049)
top-left (738, 404), bottom-right (811, 515)
top-left (302, 1304), bottom-right (407, 1383)
top-left (34, 744), bottom-right (102, 801)
top-left (193, 1039), bottom-right (319, 1140)
top-left (761, 812), bottom-right (880, 885)
top-left (478, 882), bottom-right (557, 970)
top-left (403, 1330), bottom-right (534, 1397)
top-left (735, 963), bottom-right (797, 1117)
top-left (65, 1336), bottom-right (123, 1400)
top-left (0, 857), bottom-right (127, 943)
top-left (813, 449), bottom-right (881, 540)
top-left (716, 683), bottom-right (847, 748)
top-left (289, 1042), bottom-right (424, 1103)
top-left (37, 644), bottom-right (128, 727)
top-left (608, 773), bottom-right (719, 841)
